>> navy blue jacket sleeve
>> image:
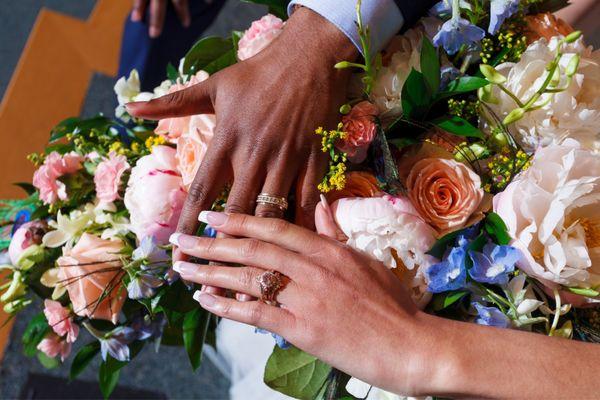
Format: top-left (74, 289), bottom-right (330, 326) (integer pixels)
top-left (393, 0), bottom-right (438, 28)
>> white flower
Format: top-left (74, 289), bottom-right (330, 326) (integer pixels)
top-left (43, 209), bottom-right (94, 248)
top-left (493, 139), bottom-right (600, 290)
top-left (488, 36), bottom-right (600, 152)
top-left (505, 274), bottom-right (544, 325)
top-left (113, 69), bottom-right (159, 120)
top-left (346, 378), bottom-right (431, 400)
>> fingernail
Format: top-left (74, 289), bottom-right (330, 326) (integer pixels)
top-left (199, 211), bottom-right (227, 227)
top-left (149, 27), bottom-right (160, 38)
top-left (169, 233), bottom-right (196, 249)
top-left (131, 11), bottom-right (141, 21)
top-left (173, 261), bottom-right (196, 276)
top-left (193, 291), bottom-right (217, 307)
top-left (320, 194), bottom-right (330, 210)
top-left (237, 293), bottom-right (253, 302)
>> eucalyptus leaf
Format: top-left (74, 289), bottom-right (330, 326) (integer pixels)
top-left (264, 346), bottom-right (332, 400)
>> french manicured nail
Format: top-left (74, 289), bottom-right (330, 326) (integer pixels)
top-left (193, 291), bottom-right (216, 307)
top-left (169, 233), bottom-right (197, 249)
top-left (198, 211), bottom-right (227, 226)
top-left (173, 261), bottom-right (196, 276)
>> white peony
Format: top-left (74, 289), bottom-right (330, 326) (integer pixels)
top-left (489, 36), bottom-right (600, 152)
top-left (493, 139), bottom-right (600, 290)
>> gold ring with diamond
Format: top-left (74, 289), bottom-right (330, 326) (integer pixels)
top-left (256, 193), bottom-right (288, 211)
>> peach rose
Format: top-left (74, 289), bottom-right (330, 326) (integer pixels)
top-left (176, 114), bottom-right (215, 190)
top-left (406, 158), bottom-right (484, 235)
top-left (237, 14), bottom-right (284, 61)
top-left (524, 13), bottom-right (574, 43)
top-left (337, 101), bottom-right (379, 163)
top-left (325, 171), bottom-right (382, 204)
top-left (57, 233), bottom-right (126, 324)
top-left (94, 152), bottom-right (130, 203)
top-left (155, 71), bottom-right (211, 142)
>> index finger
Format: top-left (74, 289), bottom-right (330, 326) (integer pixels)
top-left (197, 212), bottom-right (323, 256)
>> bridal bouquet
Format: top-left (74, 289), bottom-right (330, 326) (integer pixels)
top-left (1, 0), bottom-right (599, 399)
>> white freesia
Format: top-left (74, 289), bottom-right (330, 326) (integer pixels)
top-left (493, 139), bottom-right (600, 290)
top-left (113, 69), bottom-right (163, 120)
top-left (488, 36), bottom-right (600, 152)
top-left (505, 274), bottom-right (544, 325)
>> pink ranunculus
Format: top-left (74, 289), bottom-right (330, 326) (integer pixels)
top-left (155, 71), bottom-right (211, 142)
top-left (32, 151), bottom-right (84, 205)
top-left (94, 152), bottom-right (130, 203)
top-left (406, 158), bottom-right (484, 235)
top-left (8, 220), bottom-right (47, 266)
top-left (57, 233), bottom-right (126, 323)
top-left (37, 333), bottom-right (72, 361)
top-left (337, 101), bottom-right (379, 163)
top-left (237, 14), bottom-right (284, 61)
top-left (176, 114), bottom-right (215, 190)
top-left (43, 299), bottom-right (79, 343)
top-left (124, 146), bottom-right (186, 244)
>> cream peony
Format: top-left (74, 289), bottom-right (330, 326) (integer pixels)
top-left (488, 36), bottom-right (600, 152)
top-left (493, 139), bottom-right (600, 289)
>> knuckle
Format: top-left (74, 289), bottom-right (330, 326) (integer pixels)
top-left (245, 303), bottom-right (262, 326)
top-left (219, 301), bottom-right (232, 317)
top-left (238, 268), bottom-right (255, 289)
top-left (299, 201), bottom-right (318, 216)
top-left (239, 239), bottom-right (261, 258)
top-left (187, 181), bottom-right (210, 203)
top-left (226, 204), bottom-right (248, 215)
top-left (266, 218), bottom-right (289, 235)
top-left (255, 208), bottom-right (283, 219)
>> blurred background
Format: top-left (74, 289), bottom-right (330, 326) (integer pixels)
top-left (0, 0), bottom-right (598, 399)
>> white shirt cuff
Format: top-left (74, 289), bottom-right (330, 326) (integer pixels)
top-left (288, 0), bottom-right (404, 56)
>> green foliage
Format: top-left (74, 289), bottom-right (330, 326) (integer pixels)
top-left (567, 287), bottom-right (600, 298)
top-left (420, 37), bottom-right (440, 94)
top-left (432, 116), bottom-right (484, 138)
top-left (98, 341), bottom-right (144, 399)
top-left (401, 69), bottom-right (433, 120)
top-left (49, 116), bottom-right (114, 144)
top-left (37, 351), bottom-right (60, 369)
top-left (22, 313), bottom-right (49, 357)
top-left (432, 290), bottom-right (469, 311)
top-left (183, 308), bottom-right (211, 371)
top-left (437, 76), bottom-right (490, 100)
top-left (264, 346), bottom-right (332, 399)
top-left (70, 341), bottom-right (101, 380)
top-left (166, 63), bottom-right (179, 82)
top-left (484, 212), bottom-right (511, 245)
top-left (427, 227), bottom-right (469, 259)
top-left (241, 0), bottom-right (290, 20)
top-left (183, 36), bottom-right (237, 76)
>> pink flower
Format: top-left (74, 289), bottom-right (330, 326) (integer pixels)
top-left (176, 114), bottom-right (215, 190)
top-left (32, 151), bottom-right (84, 205)
top-left (124, 146), bottom-right (186, 244)
top-left (37, 333), bottom-right (71, 361)
top-left (237, 14), bottom-right (284, 61)
top-left (57, 234), bottom-right (126, 323)
top-left (94, 152), bottom-right (130, 203)
top-left (337, 101), bottom-right (379, 163)
top-left (406, 158), bottom-right (484, 235)
top-left (43, 299), bottom-right (79, 343)
top-left (8, 220), bottom-right (47, 265)
top-left (155, 71), bottom-right (211, 142)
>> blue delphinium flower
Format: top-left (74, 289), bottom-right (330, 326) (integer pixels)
top-left (440, 65), bottom-right (461, 90)
top-left (426, 245), bottom-right (468, 293)
top-left (489, 0), bottom-right (520, 34)
top-left (127, 273), bottom-right (164, 299)
top-left (469, 243), bottom-right (520, 285)
top-left (433, 0), bottom-right (485, 55)
top-left (100, 327), bottom-right (138, 362)
top-left (473, 302), bottom-right (511, 328)
top-left (132, 236), bottom-right (168, 265)
top-left (256, 328), bottom-right (291, 349)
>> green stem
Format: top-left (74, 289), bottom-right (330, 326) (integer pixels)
top-left (452, 0), bottom-right (460, 20)
top-left (523, 54), bottom-right (562, 109)
top-left (548, 288), bottom-right (561, 336)
top-left (498, 84), bottom-right (525, 108)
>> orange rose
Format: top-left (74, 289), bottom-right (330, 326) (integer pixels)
top-left (57, 233), bottom-right (126, 324)
top-left (524, 13), bottom-right (574, 43)
top-left (406, 158), bottom-right (484, 235)
top-left (325, 171), bottom-right (382, 203)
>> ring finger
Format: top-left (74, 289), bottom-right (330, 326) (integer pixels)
top-left (255, 158), bottom-right (297, 219)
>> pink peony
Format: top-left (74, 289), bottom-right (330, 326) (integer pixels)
top-left (57, 233), bottom-right (126, 323)
top-left (37, 333), bottom-right (71, 361)
top-left (124, 146), bottom-right (186, 244)
top-left (176, 114), bottom-right (215, 190)
top-left (337, 101), bottom-right (379, 163)
top-left (155, 71), bottom-right (211, 142)
top-left (33, 151), bottom-right (84, 205)
top-left (8, 220), bottom-right (47, 266)
top-left (237, 14), bottom-right (284, 61)
top-left (406, 158), bottom-right (484, 235)
top-left (94, 152), bottom-right (130, 203)
top-left (43, 299), bottom-right (79, 343)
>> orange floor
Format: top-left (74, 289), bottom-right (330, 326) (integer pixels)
top-left (0, 0), bottom-right (130, 361)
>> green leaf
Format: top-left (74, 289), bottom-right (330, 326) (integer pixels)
top-left (432, 116), bottom-right (484, 139)
top-left (432, 290), bottom-right (469, 311)
top-left (183, 36), bottom-right (236, 76)
top-left (99, 360), bottom-right (120, 399)
top-left (183, 308), bottom-right (210, 370)
top-left (567, 287), bottom-right (600, 298)
top-left (166, 62), bottom-right (179, 82)
top-left (37, 351), bottom-right (60, 369)
top-left (49, 116), bottom-right (113, 143)
top-left (13, 182), bottom-right (36, 195)
top-left (437, 76), bottom-right (489, 99)
top-left (241, 0), bottom-right (290, 20)
top-left (427, 227), bottom-right (470, 259)
top-left (420, 37), bottom-right (440, 94)
top-left (22, 313), bottom-right (49, 357)
top-left (485, 212), bottom-right (511, 245)
top-left (401, 69), bottom-right (432, 120)
top-left (70, 341), bottom-right (101, 380)
top-left (264, 346), bottom-right (332, 400)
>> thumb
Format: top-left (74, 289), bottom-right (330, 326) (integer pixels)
top-left (126, 78), bottom-right (214, 120)
top-left (315, 195), bottom-right (347, 242)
